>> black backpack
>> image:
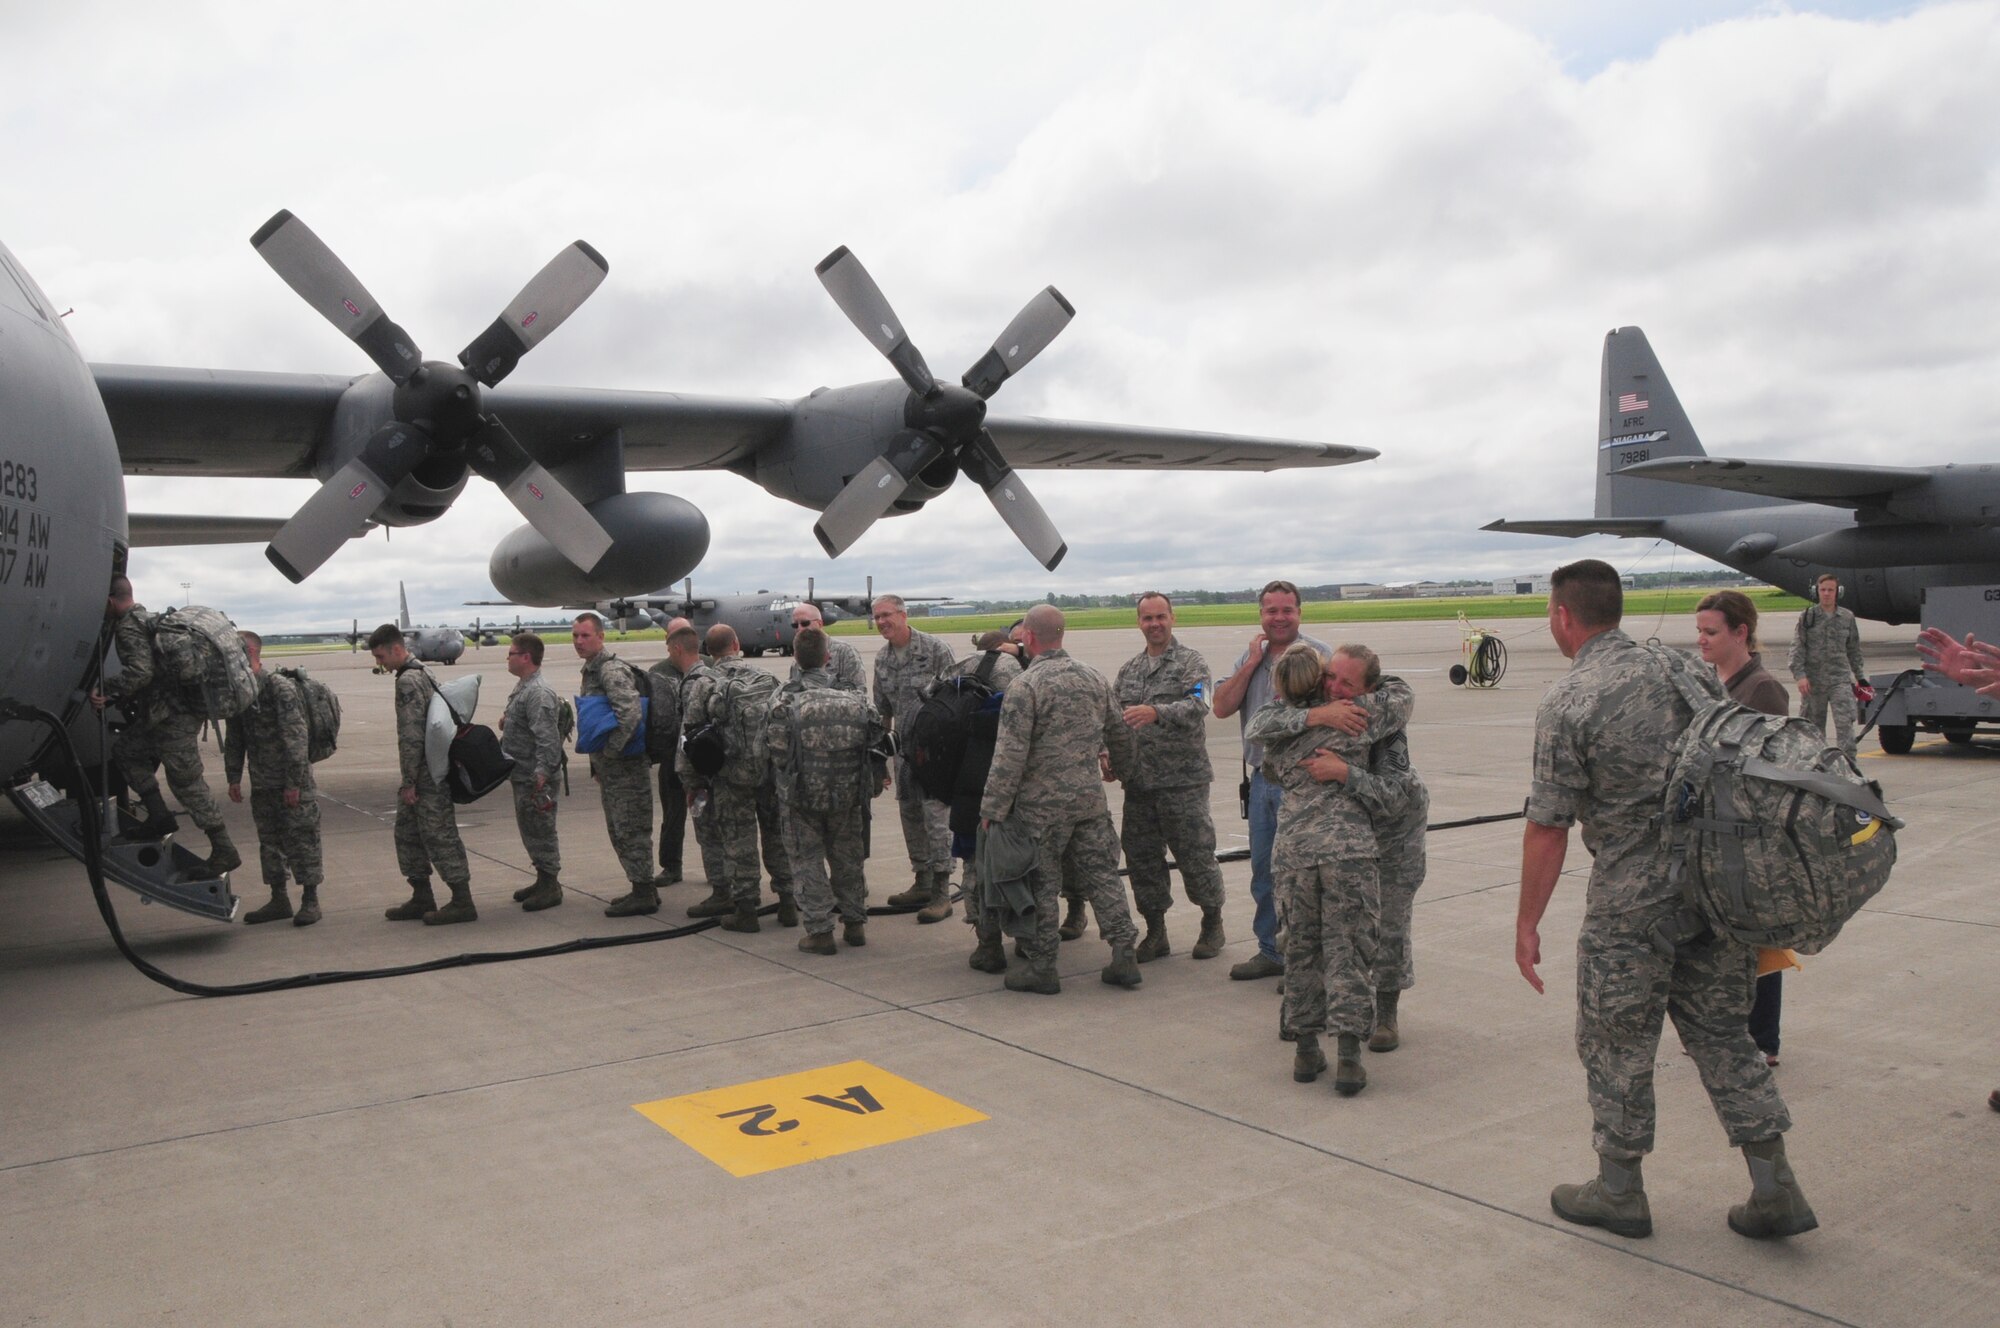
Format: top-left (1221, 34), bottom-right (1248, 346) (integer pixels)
top-left (425, 674), bottom-right (514, 805)
top-left (636, 661), bottom-right (682, 765)
top-left (904, 652), bottom-right (1003, 803)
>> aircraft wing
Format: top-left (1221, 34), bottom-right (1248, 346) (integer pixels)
top-left (983, 417), bottom-right (1373, 471)
top-left (1620, 456), bottom-right (1932, 508)
top-left (128, 514), bottom-right (290, 546)
top-left (95, 364), bottom-right (1367, 477)
top-left (1480, 518), bottom-right (1665, 538)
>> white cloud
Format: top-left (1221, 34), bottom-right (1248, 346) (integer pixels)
top-left (4, 0), bottom-right (1995, 630)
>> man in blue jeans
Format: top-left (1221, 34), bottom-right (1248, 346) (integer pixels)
top-left (1212, 579), bottom-right (1332, 980)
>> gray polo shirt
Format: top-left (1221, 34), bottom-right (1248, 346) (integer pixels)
top-left (1234, 631), bottom-right (1333, 767)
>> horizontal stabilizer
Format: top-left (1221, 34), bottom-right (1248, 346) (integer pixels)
top-left (1481, 518), bottom-right (1664, 538)
top-left (1622, 456), bottom-right (1930, 507)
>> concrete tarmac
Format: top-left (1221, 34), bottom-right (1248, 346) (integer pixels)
top-left (1, 615), bottom-right (1994, 1326)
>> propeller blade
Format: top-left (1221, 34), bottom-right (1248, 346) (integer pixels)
top-left (961, 431), bottom-right (1067, 570)
top-left (464, 416), bottom-right (615, 572)
top-left (458, 240), bottom-right (610, 387)
top-left (962, 286), bottom-right (1074, 399)
top-left (812, 430), bottom-right (946, 559)
top-left (266, 422), bottom-right (430, 583)
top-left (814, 246), bottom-right (937, 397)
top-left (250, 210), bottom-right (423, 383)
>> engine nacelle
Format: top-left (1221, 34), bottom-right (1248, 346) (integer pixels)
top-left (749, 380), bottom-right (954, 514)
top-left (324, 375), bottom-right (469, 527)
top-left (488, 491), bottom-right (710, 604)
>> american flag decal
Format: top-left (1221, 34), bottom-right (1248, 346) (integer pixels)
top-left (1618, 392), bottom-right (1649, 413)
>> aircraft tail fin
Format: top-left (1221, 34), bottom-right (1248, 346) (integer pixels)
top-left (398, 581), bottom-right (411, 630)
top-left (1596, 327), bottom-right (1740, 519)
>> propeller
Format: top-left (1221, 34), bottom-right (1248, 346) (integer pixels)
top-left (251, 210), bottom-right (617, 583)
top-left (812, 246), bottom-right (1073, 570)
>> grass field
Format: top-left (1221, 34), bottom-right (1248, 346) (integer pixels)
top-left (270, 589), bottom-right (1806, 652)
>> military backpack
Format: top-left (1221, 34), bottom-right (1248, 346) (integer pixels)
top-left (149, 605), bottom-right (258, 719)
top-left (782, 682), bottom-right (882, 814)
top-left (904, 651), bottom-right (1003, 803)
top-left (272, 666), bottom-right (342, 762)
top-left (1648, 646), bottom-right (1901, 957)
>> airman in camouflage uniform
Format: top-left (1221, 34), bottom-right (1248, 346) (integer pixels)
top-left (1275, 655), bottom-right (1430, 1051)
top-left (1787, 573), bottom-right (1867, 757)
top-left (677, 625), bottom-right (797, 932)
top-left (91, 576), bottom-right (241, 877)
top-left (789, 602), bottom-right (867, 692)
top-left (1113, 593), bottom-right (1225, 963)
top-left (1246, 645), bottom-right (1403, 1096)
top-left (574, 613), bottom-right (657, 916)
top-left (501, 632), bottom-right (564, 912)
top-left (224, 631), bottom-right (321, 926)
top-left (368, 623), bottom-right (475, 925)
top-left (979, 605), bottom-right (1142, 994)
top-left (768, 628), bottom-right (888, 954)
top-left (872, 595), bottom-right (958, 917)
top-left (947, 638), bottom-right (1023, 959)
top-left (1519, 559), bottom-right (1810, 1243)
top-left (649, 619), bottom-right (696, 888)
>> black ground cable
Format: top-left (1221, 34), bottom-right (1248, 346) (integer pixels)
top-left (1854, 668), bottom-right (1921, 744)
top-left (4, 701), bottom-right (723, 998)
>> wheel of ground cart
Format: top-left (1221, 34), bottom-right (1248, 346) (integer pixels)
top-left (1944, 722), bottom-right (1975, 745)
top-left (1878, 722), bottom-right (1915, 755)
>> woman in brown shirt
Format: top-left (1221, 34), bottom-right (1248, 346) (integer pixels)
top-left (1695, 589), bottom-right (1794, 1066)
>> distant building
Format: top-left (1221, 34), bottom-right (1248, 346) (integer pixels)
top-left (1493, 574), bottom-right (1552, 597)
top-left (924, 603), bottom-right (977, 617)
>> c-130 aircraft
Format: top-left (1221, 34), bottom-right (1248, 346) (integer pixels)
top-left (1486, 326), bottom-right (2000, 623)
top-left (0, 220), bottom-right (1360, 910)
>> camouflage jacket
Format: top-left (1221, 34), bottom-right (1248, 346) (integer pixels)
top-left (1786, 604), bottom-right (1866, 687)
top-left (100, 604), bottom-right (183, 727)
top-left (394, 662), bottom-right (434, 787)
top-left (1244, 695), bottom-right (1377, 866)
top-left (979, 648), bottom-right (1136, 828)
top-left (1527, 630), bottom-right (1723, 919)
top-left (873, 628), bottom-right (956, 737)
top-left (788, 637), bottom-right (867, 693)
top-left (502, 671), bottom-right (564, 785)
top-left (579, 649), bottom-right (645, 757)
top-left (1243, 676), bottom-right (1424, 835)
top-left (1112, 636), bottom-right (1214, 791)
top-left (224, 669), bottom-right (313, 792)
top-left (766, 667), bottom-right (887, 809)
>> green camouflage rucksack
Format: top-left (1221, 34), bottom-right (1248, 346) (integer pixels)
top-left (782, 682), bottom-right (883, 814)
top-left (715, 664), bottom-right (781, 787)
top-left (149, 605), bottom-right (258, 719)
top-left (1649, 647), bottom-right (1901, 956)
top-left (272, 666), bottom-right (342, 762)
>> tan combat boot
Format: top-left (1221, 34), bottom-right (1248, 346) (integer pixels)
top-left (685, 886), bottom-right (734, 918)
top-left (1135, 912), bottom-right (1170, 962)
top-left (1551, 1157), bottom-right (1652, 1239)
top-left (293, 884), bottom-right (321, 927)
top-left (1057, 897), bottom-right (1089, 941)
top-left (843, 920), bottom-right (867, 947)
top-left (604, 882), bottom-right (660, 917)
top-left (243, 885), bottom-right (293, 925)
top-left (385, 879), bottom-right (436, 922)
top-left (519, 871), bottom-right (563, 912)
top-left (1101, 943), bottom-right (1142, 989)
top-left (1191, 907), bottom-right (1225, 959)
top-left (1293, 1033), bottom-right (1328, 1083)
top-left (1728, 1137), bottom-right (1818, 1239)
top-left (797, 931), bottom-right (836, 955)
top-left (424, 882), bottom-right (477, 925)
top-left (718, 903), bottom-right (761, 933)
top-left (968, 924), bottom-right (1007, 973)
top-left (1368, 989), bottom-right (1401, 1052)
top-left (1333, 1034), bottom-right (1367, 1096)
top-left (886, 870), bottom-right (932, 909)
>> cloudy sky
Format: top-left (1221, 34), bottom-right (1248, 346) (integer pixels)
top-left (5, 0), bottom-right (1993, 631)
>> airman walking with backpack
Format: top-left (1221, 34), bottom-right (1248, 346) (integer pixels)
top-left (574, 612), bottom-right (658, 917)
top-left (677, 624), bottom-right (795, 932)
top-left (501, 632), bottom-right (565, 912)
top-left (224, 630), bottom-right (323, 925)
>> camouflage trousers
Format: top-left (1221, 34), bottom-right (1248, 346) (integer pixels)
top-left (1800, 682), bottom-right (1859, 756)
top-left (249, 785), bottom-right (322, 888)
top-left (1120, 783), bottom-right (1224, 916)
top-left (783, 799), bottom-right (869, 933)
top-left (1280, 857), bottom-right (1380, 1040)
top-left (1372, 803), bottom-right (1429, 992)
top-left (590, 751), bottom-right (653, 887)
top-left (114, 711), bottom-right (223, 831)
top-left (756, 772), bottom-right (795, 894)
top-left (1576, 906), bottom-right (1792, 1160)
top-left (395, 769), bottom-right (469, 888)
top-left (702, 781), bottom-right (770, 908)
top-left (894, 757), bottom-right (952, 873)
top-left (1022, 811), bottom-right (1136, 965)
top-left (511, 780), bottom-right (560, 876)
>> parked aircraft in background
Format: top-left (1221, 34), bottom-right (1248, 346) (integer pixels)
top-left (386, 583), bottom-right (465, 665)
top-left (473, 576), bottom-right (934, 655)
top-left (1484, 326), bottom-right (2000, 624)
